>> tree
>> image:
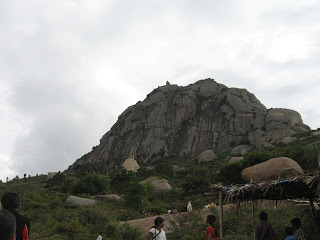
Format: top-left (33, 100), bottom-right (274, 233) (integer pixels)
top-left (110, 169), bottom-right (138, 194)
top-left (71, 173), bottom-right (111, 195)
top-left (123, 182), bottom-right (148, 211)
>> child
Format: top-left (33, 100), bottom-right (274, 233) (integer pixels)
top-left (206, 215), bottom-right (223, 240)
top-left (285, 226), bottom-right (296, 240)
top-left (291, 218), bottom-right (305, 240)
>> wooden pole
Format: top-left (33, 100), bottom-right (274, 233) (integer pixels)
top-left (219, 191), bottom-right (223, 239)
top-left (252, 200), bottom-right (255, 237)
top-left (309, 198), bottom-right (318, 233)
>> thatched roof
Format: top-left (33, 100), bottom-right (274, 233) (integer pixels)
top-left (207, 170), bottom-right (320, 203)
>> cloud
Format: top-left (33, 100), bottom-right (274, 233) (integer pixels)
top-left (0, 0), bottom-right (320, 180)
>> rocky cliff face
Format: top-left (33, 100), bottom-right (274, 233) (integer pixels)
top-left (69, 79), bottom-right (310, 173)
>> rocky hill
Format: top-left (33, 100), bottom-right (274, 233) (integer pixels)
top-left (69, 79), bottom-right (310, 174)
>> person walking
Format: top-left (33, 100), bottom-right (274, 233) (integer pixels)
top-left (146, 217), bottom-right (166, 240)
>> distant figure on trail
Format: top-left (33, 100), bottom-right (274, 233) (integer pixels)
top-left (285, 226), bottom-right (296, 240)
top-left (187, 200), bottom-right (192, 212)
top-left (0, 210), bottom-right (16, 240)
top-left (291, 218), bottom-right (305, 240)
top-left (169, 208), bottom-right (178, 214)
top-left (146, 216), bottom-right (166, 240)
top-left (255, 211), bottom-right (276, 240)
top-left (206, 214), bottom-right (224, 240)
top-left (1, 192), bottom-right (30, 240)
top-left (96, 232), bottom-right (102, 240)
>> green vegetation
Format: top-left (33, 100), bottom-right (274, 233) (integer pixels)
top-left (216, 136), bottom-right (320, 184)
top-left (1, 133), bottom-right (319, 239)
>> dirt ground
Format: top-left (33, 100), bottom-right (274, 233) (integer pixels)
top-left (120, 204), bottom-right (235, 235)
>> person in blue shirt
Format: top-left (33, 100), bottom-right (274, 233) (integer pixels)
top-left (285, 227), bottom-right (296, 240)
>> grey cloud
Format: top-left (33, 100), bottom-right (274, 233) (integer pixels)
top-left (1, 0), bottom-right (320, 179)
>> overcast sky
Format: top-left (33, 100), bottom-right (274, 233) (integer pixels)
top-left (1, 0), bottom-right (320, 181)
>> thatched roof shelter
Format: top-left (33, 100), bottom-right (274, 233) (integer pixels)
top-left (208, 170), bottom-right (320, 203)
top-left (206, 170), bottom-right (320, 237)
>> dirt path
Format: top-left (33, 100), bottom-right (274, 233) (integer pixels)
top-left (120, 205), bottom-right (234, 235)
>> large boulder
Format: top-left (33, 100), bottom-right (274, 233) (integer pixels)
top-left (281, 137), bottom-right (297, 144)
top-left (228, 157), bottom-right (244, 164)
top-left (140, 177), bottom-right (172, 196)
top-left (66, 196), bottom-right (99, 206)
top-left (122, 157), bottom-right (140, 172)
top-left (92, 194), bottom-right (121, 203)
top-left (312, 131), bottom-right (320, 137)
top-left (230, 145), bottom-right (253, 156)
top-left (47, 172), bottom-right (58, 180)
top-left (198, 150), bottom-right (218, 163)
top-left (241, 157), bottom-right (304, 182)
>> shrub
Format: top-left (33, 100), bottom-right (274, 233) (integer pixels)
top-left (120, 223), bottom-right (144, 240)
top-left (71, 173), bottom-right (110, 195)
top-left (123, 182), bottom-right (148, 211)
top-left (110, 169), bottom-right (139, 194)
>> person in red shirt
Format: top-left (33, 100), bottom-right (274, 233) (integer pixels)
top-left (206, 215), bottom-right (223, 240)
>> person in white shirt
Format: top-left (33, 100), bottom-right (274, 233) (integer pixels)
top-left (96, 232), bottom-right (102, 240)
top-left (187, 200), bottom-right (192, 212)
top-left (146, 217), bottom-right (166, 240)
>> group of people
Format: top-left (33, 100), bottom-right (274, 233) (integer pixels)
top-left (205, 211), bottom-right (306, 240)
top-left (0, 192), bottom-right (307, 240)
top-left (255, 211), bottom-right (305, 240)
top-left (0, 192), bottom-right (30, 240)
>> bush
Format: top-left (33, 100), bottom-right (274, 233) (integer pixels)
top-left (120, 223), bottom-right (144, 240)
top-left (169, 211), bottom-right (206, 239)
top-left (110, 169), bottom-right (139, 194)
top-left (104, 222), bottom-right (121, 239)
top-left (123, 182), bottom-right (148, 211)
top-left (71, 173), bottom-right (110, 195)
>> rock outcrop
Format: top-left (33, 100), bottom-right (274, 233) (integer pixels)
top-left (241, 157), bottom-right (304, 182)
top-left (229, 157), bottom-right (244, 164)
top-left (281, 137), bottom-right (297, 144)
top-left (69, 79), bottom-right (310, 174)
top-left (66, 196), bottom-right (99, 206)
top-left (230, 145), bottom-right (253, 156)
top-left (47, 172), bottom-right (58, 180)
top-left (122, 157), bottom-right (140, 172)
top-left (92, 194), bottom-right (121, 203)
top-left (140, 177), bottom-right (172, 196)
top-left (198, 150), bottom-right (218, 163)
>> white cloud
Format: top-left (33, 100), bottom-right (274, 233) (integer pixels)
top-left (0, 0), bottom-right (320, 180)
